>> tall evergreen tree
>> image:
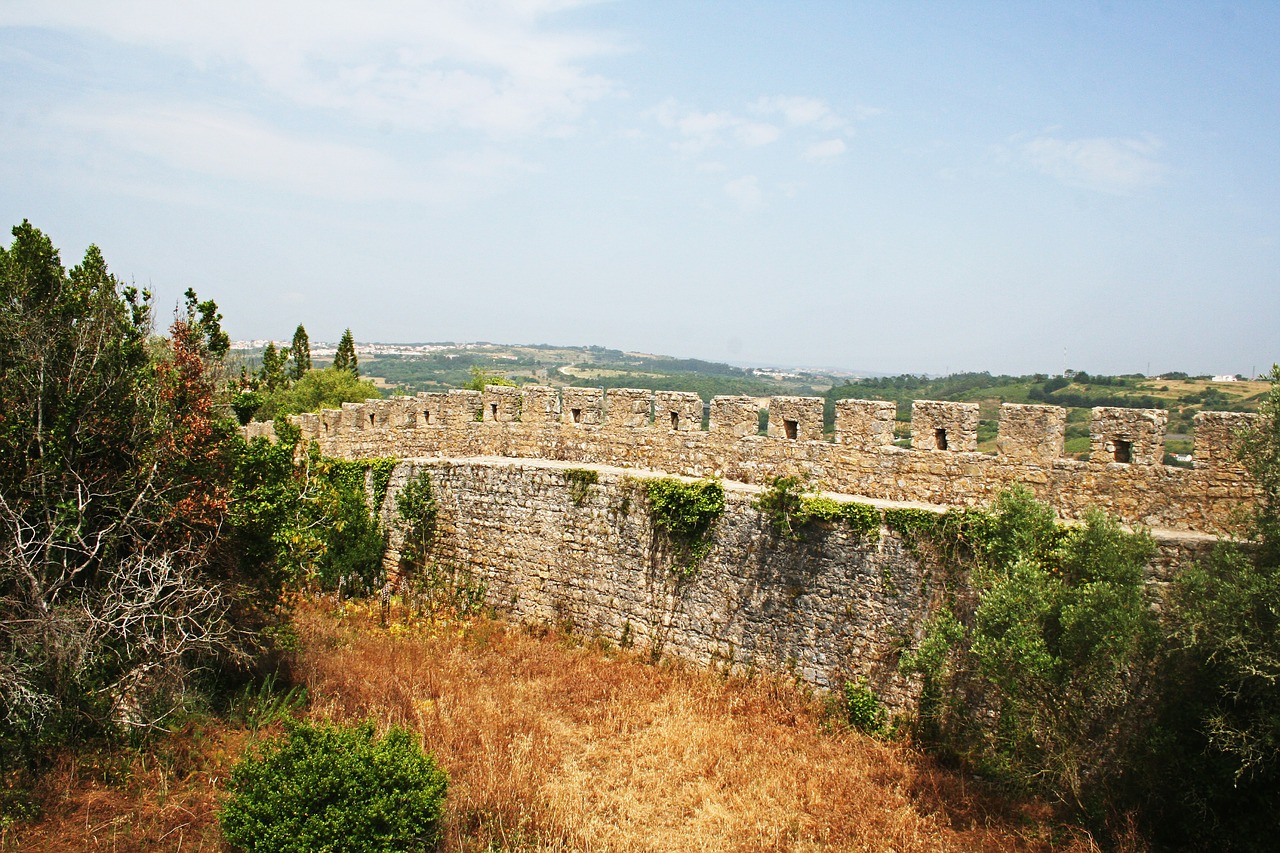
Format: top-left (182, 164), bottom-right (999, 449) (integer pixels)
top-left (289, 324), bottom-right (311, 381)
top-left (334, 328), bottom-right (358, 376)
top-left (259, 341), bottom-right (287, 391)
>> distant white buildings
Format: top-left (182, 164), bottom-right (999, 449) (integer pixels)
top-left (1211, 374), bottom-right (1239, 382)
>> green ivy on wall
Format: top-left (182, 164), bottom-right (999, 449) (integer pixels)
top-left (645, 477), bottom-right (725, 577)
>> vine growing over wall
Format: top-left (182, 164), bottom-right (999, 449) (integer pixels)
top-left (753, 476), bottom-right (881, 541)
top-left (395, 470), bottom-right (438, 571)
top-left (563, 467), bottom-right (599, 505)
top-left (645, 478), bottom-right (725, 577)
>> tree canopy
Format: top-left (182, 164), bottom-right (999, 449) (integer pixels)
top-left (289, 323), bottom-right (311, 381)
top-left (334, 328), bottom-right (358, 376)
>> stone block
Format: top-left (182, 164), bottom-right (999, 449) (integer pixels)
top-left (654, 390), bottom-right (703, 432)
top-left (767, 396), bottom-right (825, 441)
top-left (294, 412), bottom-right (320, 440)
top-left (444, 389), bottom-right (482, 425)
top-left (320, 408), bottom-right (343, 437)
top-left (606, 388), bottom-right (653, 428)
top-left (562, 387), bottom-right (603, 426)
top-left (997, 403), bottom-right (1065, 461)
top-left (482, 384), bottom-right (521, 423)
top-left (709, 396), bottom-right (759, 438)
top-left (521, 385), bottom-right (561, 425)
top-left (1090, 407), bottom-right (1167, 465)
top-left (1193, 411), bottom-right (1258, 469)
top-left (414, 392), bottom-right (447, 427)
top-left (834, 399), bottom-right (896, 449)
top-left (341, 401), bottom-right (373, 431)
top-left (911, 400), bottom-right (979, 452)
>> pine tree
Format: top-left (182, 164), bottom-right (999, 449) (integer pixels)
top-left (289, 324), bottom-right (311, 381)
top-left (259, 341), bottom-right (286, 391)
top-left (334, 328), bottom-right (358, 376)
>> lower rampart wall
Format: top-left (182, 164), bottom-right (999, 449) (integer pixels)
top-left (376, 457), bottom-right (1217, 705)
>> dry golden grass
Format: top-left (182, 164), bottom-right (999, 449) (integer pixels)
top-left (297, 600), bottom-right (1100, 852)
top-left (5, 598), bottom-right (1112, 852)
top-left (2, 720), bottom-right (248, 852)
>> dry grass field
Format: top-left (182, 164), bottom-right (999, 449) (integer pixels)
top-left (5, 599), bottom-right (1119, 852)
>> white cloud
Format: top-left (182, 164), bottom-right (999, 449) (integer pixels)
top-left (49, 99), bottom-right (528, 201)
top-left (0, 0), bottom-right (619, 137)
top-left (724, 175), bottom-right (763, 211)
top-left (803, 138), bottom-right (846, 162)
top-left (751, 95), bottom-right (844, 131)
top-left (1020, 134), bottom-right (1166, 194)
top-left (735, 122), bottom-right (781, 147)
top-left (652, 94), bottom-right (870, 163)
top-left (650, 100), bottom-right (779, 155)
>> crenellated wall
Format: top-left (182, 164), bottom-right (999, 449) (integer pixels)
top-left (242, 384), bottom-right (1261, 535)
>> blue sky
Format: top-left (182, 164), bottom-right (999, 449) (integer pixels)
top-left (2, 1), bottom-right (1276, 376)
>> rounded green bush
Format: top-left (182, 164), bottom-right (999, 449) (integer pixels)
top-left (219, 719), bottom-right (448, 853)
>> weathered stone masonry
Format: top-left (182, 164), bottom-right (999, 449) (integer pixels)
top-left (379, 458), bottom-right (941, 705)
top-left (242, 386), bottom-right (1253, 696)
top-left (245, 385), bottom-right (1259, 534)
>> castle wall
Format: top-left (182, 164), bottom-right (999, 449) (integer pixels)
top-left (375, 457), bottom-right (1220, 705)
top-left (265, 385), bottom-right (1259, 535)
top-left (380, 459), bottom-right (936, 705)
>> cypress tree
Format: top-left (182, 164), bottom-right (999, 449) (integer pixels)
top-left (259, 341), bottom-right (286, 391)
top-left (334, 328), bottom-right (358, 376)
top-left (290, 324), bottom-right (311, 381)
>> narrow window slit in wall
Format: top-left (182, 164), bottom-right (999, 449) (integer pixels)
top-left (490, 403), bottom-right (498, 420)
top-left (571, 408), bottom-right (582, 424)
top-left (1113, 439), bottom-right (1132, 463)
top-left (423, 410), bottom-right (432, 425)
top-left (368, 413), bottom-right (375, 428)
top-left (784, 419), bottom-right (799, 440)
top-left (935, 428), bottom-right (948, 450)
top-left (670, 412), bottom-right (679, 429)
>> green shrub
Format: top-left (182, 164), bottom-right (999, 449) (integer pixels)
top-left (219, 719), bottom-right (447, 853)
top-left (897, 488), bottom-right (1157, 815)
top-left (752, 476), bottom-right (807, 538)
top-left (753, 477), bottom-right (881, 540)
top-left (841, 681), bottom-right (889, 736)
top-left (799, 496), bottom-right (881, 541)
top-left (646, 478), bottom-right (725, 577)
top-left (396, 470), bottom-right (439, 571)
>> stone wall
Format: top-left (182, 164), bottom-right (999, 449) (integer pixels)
top-left (374, 457), bottom-right (1220, 706)
top-left (266, 385), bottom-right (1260, 535)
top-left (380, 459), bottom-right (939, 706)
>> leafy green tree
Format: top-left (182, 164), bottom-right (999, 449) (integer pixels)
top-left (900, 489), bottom-right (1157, 816)
top-left (0, 222), bottom-right (245, 774)
top-left (334, 328), bottom-right (358, 376)
top-left (1149, 365), bottom-right (1280, 846)
top-left (289, 324), bottom-right (311, 381)
top-left (253, 367), bottom-right (381, 421)
top-left (259, 341), bottom-right (287, 391)
top-left (463, 364), bottom-right (515, 390)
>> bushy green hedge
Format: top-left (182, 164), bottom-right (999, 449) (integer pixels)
top-left (219, 719), bottom-right (447, 853)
